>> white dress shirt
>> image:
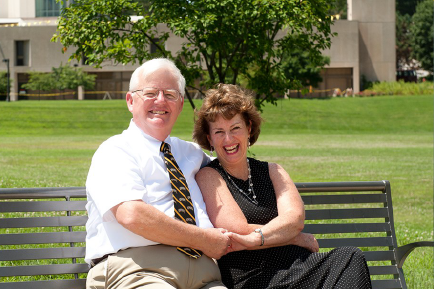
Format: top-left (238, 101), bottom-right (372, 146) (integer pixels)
top-left (85, 120), bottom-right (212, 263)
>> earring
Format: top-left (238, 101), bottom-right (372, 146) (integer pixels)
top-left (248, 137), bottom-right (251, 149)
top-left (209, 146), bottom-right (214, 157)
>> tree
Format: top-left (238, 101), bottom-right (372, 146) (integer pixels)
top-left (53, 0), bottom-right (335, 109)
top-left (410, 0), bottom-right (433, 73)
top-left (22, 64), bottom-right (96, 92)
top-left (0, 71), bottom-right (12, 97)
top-left (396, 12), bottom-right (413, 69)
top-left (329, 0), bottom-right (347, 19)
top-left (396, 0), bottom-right (421, 16)
top-left (280, 35), bottom-right (330, 89)
top-left (22, 72), bottom-right (54, 91)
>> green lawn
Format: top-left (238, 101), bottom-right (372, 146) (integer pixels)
top-left (0, 94), bottom-right (432, 288)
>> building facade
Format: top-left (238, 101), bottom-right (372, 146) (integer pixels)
top-left (0, 0), bottom-right (395, 101)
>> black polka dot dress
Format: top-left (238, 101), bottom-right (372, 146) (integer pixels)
top-left (208, 158), bottom-right (372, 289)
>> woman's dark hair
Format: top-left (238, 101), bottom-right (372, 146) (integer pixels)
top-left (193, 84), bottom-right (263, 151)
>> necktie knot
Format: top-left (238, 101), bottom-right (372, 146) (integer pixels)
top-left (160, 142), bottom-right (171, 154)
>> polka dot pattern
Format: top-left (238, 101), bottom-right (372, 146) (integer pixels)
top-left (208, 158), bottom-right (372, 289)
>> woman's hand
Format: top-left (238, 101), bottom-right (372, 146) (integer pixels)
top-left (291, 232), bottom-right (319, 252)
top-left (225, 231), bottom-right (319, 253)
top-left (225, 231), bottom-right (262, 252)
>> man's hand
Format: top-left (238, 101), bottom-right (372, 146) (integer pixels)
top-left (199, 228), bottom-right (232, 259)
top-left (223, 231), bottom-right (262, 252)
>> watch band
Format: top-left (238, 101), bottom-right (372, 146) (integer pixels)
top-left (254, 228), bottom-right (264, 246)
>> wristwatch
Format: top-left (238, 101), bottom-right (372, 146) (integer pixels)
top-left (254, 228), bottom-right (264, 246)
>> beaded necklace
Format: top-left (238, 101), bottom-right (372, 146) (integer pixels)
top-left (220, 158), bottom-right (258, 205)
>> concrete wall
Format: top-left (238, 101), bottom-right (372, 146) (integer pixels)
top-left (348, 0), bottom-right (396, 82)
top-left (322, 20), bottom-right (360, 93)
top-left (0, 0), bottom-right (9, 18)
top-left (2, 0), bottom-right (36, 18)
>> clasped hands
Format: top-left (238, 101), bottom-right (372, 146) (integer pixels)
top-left (203, 228), bottom-right (319, 260)
top-left (221, 229), bottom-right (319, 255)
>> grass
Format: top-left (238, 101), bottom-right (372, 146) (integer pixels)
top-left (0, 94), bottom-right (433, 288)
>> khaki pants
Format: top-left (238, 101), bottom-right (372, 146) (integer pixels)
top-left (87, 245), bottom-right (226, 289)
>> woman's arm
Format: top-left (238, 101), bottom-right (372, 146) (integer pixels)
top-left (228, 162), bottom-right (306, 250)
top-left (196, 167), bottom-right (257, 235)
top-left (196, 163), bottom-right (318, 252)
top-left (258, 162), bottom-right (305, 245)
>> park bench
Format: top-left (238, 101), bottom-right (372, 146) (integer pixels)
top-left (0, 181), bottom-right (432, 289)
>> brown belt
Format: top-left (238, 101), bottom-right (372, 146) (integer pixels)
top-left (90, 253), bottom-right (113, 268)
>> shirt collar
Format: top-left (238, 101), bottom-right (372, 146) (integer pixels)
top-left (128, 119), bottom-right (173, 150)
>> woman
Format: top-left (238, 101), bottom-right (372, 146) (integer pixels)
top-left (193, 84), bottom-right (372, 289)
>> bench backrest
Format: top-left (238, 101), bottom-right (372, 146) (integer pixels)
top-left (0, 181), bottom-right (405, 289)
top-left (0, 187), bottom-right (88, 289)
top-left (300, 180), bottom-right (405, 289)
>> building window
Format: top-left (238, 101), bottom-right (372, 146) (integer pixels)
top-left (35, 0), bottom-right (75, 17)
top-left (15, 41), bottom-right (30, 67)
top-left (36, 0), bottom-right (62, 17)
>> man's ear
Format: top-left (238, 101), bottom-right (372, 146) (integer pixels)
top-left (126, 92), bottom-right (134, 113)
top-left (180, 96), bottom-right (185, 111)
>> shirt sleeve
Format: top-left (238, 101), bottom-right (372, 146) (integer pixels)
top-left (86, 139), bottom-right (146, 221)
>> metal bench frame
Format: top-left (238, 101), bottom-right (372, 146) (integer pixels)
top-left (0, 181), bottom-right (432, 289)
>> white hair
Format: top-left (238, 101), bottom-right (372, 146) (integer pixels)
top-left (129, 58), bottom-right (186, 97)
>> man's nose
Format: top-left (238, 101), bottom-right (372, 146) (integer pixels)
top-left (155, 90), bottom-right (166, 102)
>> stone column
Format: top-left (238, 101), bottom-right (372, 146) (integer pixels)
top-left (78, 85), bottom-right (84, 100)
top-left (348, 0), bottom-right (396, 82)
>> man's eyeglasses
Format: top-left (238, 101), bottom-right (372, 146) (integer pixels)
top-left (131, 87), bottom-right (182, 101)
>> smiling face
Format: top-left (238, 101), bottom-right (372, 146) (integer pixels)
top-left (207, 113), bottom-right (251, 170)
top-left (126, 68), bottom-right (184, 141)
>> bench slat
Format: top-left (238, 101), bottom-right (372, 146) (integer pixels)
top-left (369, 265), bottom-right (399, 275)
top-left (0, 216), bottom-right (88, 228)
top-left (302, 193), bottom-right (387, 205)
top-left (317, 237), bottom-right (394, 248)
top-left (296, 181), bottom-right (386, 192)
top-left (363, 250), bottom-right (396, 262)
top-left (371, 279), bottom-right (402, 289)
top-left (0, 232), bottom-right (86, 245)
top-left (0, 201), bottom-right (87, 212)
top-left (0, 247), bottom-right (86, 261)
top-left (0, 187), bottom-right (86, 199)
top-left (305, 208), bottom-right (388, 220)
top-left (0, 263), bottom-right (89, 277)
top-left (0, 279), bottom-right (86, 289)
top-left (303, 223), bottom-right (390, 234)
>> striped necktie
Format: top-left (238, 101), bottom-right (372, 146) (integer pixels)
top-left (160, 142), bottom-right (202, 259)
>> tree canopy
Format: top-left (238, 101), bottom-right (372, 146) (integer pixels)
top-left (329, 0), bottom-right (347, 19)
top-left (53, 0), bottom-right (335, 109)
top-left (396, 12), bottom-right (413, 69)
top-left (396, 0), bottom-right (421, 16)
top-left (0, 71), bottom-right (12, 96)
top-left (410, 0), bottom-right (433, 73)
top-left (22, 64), bottom-right (96, 92)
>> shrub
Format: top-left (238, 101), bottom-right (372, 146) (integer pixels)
top-left (369, 81), bottom-right (433, 96)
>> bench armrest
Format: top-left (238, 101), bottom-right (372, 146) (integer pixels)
top-left (396, 241), bottom-right (434, 268)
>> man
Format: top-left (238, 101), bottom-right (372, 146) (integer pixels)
top-left (85, 58), bottom-right (230, 288)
